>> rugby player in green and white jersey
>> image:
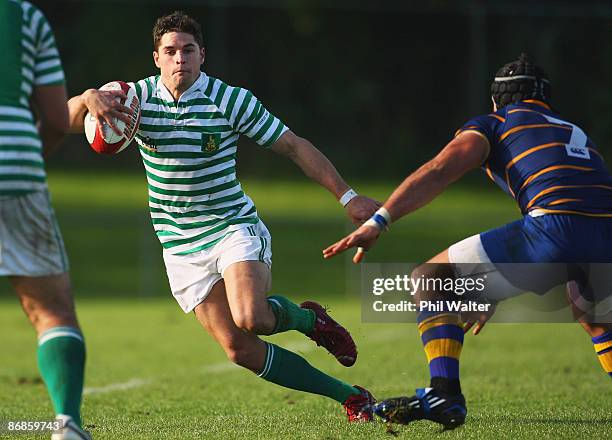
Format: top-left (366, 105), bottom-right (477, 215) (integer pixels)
top-left (1, 1), bottom-right (90, 439)
top-left (67, 11), bottom-right (378, 421)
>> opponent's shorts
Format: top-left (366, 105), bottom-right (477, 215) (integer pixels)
top-left (0, 190), bottom-right (69, 276)
top-left (163, 221), bottom-right (272, 313)
top-left (449, 213), bottom-right (612, 303)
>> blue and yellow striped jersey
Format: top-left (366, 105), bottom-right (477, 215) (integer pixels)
top-left (456, 100), bottom-right (612, 217)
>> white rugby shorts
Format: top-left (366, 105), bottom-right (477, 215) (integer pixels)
top-left (163, 221), bottom-right (272, 313)
top-left (0, 190), bottom-right (69, 276)
top-left (448, 233), bottom-right (522, 302)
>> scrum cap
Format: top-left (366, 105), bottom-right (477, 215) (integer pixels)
top-left (491, 53), bottom-right (551, 109)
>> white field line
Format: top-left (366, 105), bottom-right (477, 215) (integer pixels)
top-left (84, 328), bottom-right (404, 394)
top-left (84, 378), bottom-right (150, 395)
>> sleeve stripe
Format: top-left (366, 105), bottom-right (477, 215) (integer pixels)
top-left (21, 26), bottom-right (35, 46)
top-left (237, 98), bottom-right (258, 132)
top-left (240, 101), bottom-right (263, 133)
top-left (251, 113), bottom-right (275, 140)
top-left (233, 91), bottom-right (252, 128)
top-left (23, 2), bottom-right (35, 21)
top-left (35, 58), bottom-right (61, 71)
top-left (33, 11), bottom-right (45, 48)
top-left (218, 85), bottom-right (232, 112)
top-left (457, 129), bottom-right (490, 144)
top-left (22, 40), bottom-right (35, 56)
top-left (35, 71), bottom-right (65, 86)
top-left (35, 65), bottom-right (63, 77)
top-left (21, 68), bottom-right (33, 82)
top-left (262, 122), bottom-right (288, 147)
top-left (225, 87), bottom-right (241, 123)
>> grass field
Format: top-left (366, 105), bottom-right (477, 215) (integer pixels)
top-left (1, 172), bottom-right (611, 439)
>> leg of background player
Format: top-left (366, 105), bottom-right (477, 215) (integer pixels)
top-left (414, 250), bottom-right (465, 396)
top-left (12, 273), bottom-right (87, 427)
top-left (373, 249), bottom-right (467, 429)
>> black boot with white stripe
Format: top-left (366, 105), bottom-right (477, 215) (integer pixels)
top-left (373, 387), bottom-right (466, 429)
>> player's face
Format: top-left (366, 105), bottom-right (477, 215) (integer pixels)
top-left (154, 32), bottom-right (205, 95)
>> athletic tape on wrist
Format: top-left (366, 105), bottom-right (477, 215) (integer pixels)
top-left (364, 208), bottom-right (391, 232)
top-left (339, 189), bottom-right (358, 207)
top-left (375, 207), bottom-right (392, 225)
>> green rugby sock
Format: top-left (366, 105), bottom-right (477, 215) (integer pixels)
top-left (258, 342), bottom-right (358, 403)
top-left (37, 327), bottom-right (86, 427)
top-left (267, 295), bottom-right (315, 335)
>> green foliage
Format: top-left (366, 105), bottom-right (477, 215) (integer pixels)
top-left (42, 1), bottom-right (612, 178)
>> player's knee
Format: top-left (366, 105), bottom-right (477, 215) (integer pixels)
top-left (411, 265), bottom-right (434, 303)
top-left (232, 312), bottom-right (267, 334)
top-left (20, 292), bottom-right (78, 332)
top-left (27, 306), bottom-right (77, 333)
top-left (411, 263), bottom-right (455, 303)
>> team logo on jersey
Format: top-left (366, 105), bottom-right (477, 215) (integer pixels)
top-left (202, 133), bottom-right (221, 153)
top-left (140, 136), bottom-right (158, 152)
top-left (565, 144), bottom-right (590, 160)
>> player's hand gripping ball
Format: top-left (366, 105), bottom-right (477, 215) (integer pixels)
top-left (84, 81), bottom-right (141, 154)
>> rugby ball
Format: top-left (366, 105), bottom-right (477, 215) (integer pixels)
top-left (84, 81), bottom-right (141, 154)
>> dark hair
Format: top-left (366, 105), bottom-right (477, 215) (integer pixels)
top-left (153, 11), bottom-right (204, 50)
top-left (491, 53), bottom-right (551, 109)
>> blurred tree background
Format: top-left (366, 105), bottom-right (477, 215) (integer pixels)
top-left (1, 0), bottom-right (606, 298)
top-left (39, 0), bottom-right (612, 179)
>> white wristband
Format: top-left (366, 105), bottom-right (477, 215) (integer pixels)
top-left (339, 189), bottom-right (358, 207)
top-left (376, 207), bottom-right (392, 224)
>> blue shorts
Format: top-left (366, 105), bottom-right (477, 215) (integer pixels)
top-left (480, 214), bottom-right (612, 295)
top-left (481, 214), bottom-right (612, 263)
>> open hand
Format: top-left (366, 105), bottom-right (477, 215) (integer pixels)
top-left (323, 224), bottom-right (380, 263)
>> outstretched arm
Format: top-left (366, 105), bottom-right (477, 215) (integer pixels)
top-left (323, 131), bottom-right (490, 261)
top-left (380, 131), bottom-right (490, 221)
top-left (270, 130), bottom-right (380, 224)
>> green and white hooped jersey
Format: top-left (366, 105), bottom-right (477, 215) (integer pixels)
top-left (0, 0), bottom-right (65, 196)
top-left (130, 73), bottom-right (288, 255)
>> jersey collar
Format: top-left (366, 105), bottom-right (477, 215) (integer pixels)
top-left (521, 99), bottom-right (552, 110)
top-left (156, 71), bottom-right (207, 103)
